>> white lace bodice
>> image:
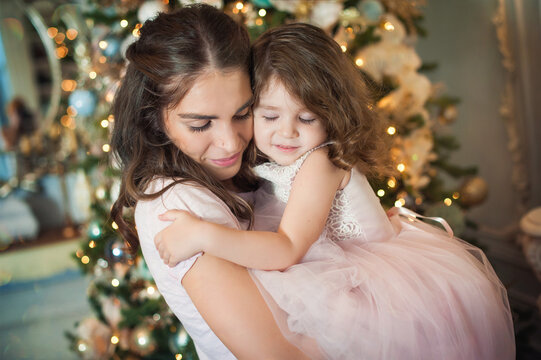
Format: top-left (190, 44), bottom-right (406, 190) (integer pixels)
top-left (254, 144), bottom-right (395, 243)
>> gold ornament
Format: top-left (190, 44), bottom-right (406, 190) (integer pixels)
top-left (459, 176), bottom-right (488, 207)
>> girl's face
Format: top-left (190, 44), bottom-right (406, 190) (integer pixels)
top-left (253, 77), bottom-right (327, 166)
top-left (164, 69), bottom-right (253, 183)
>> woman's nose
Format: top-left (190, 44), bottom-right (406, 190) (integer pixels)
top-left (216, 124), bottom-right (240, 152)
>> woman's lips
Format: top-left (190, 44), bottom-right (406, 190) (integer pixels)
top-left (274, 145), bottom-right (299, 153)
top-left (211, 152), bottom-right (241, 167)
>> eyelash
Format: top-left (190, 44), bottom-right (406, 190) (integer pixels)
top-left (189, 122), bottom-right (212, 132)
top-left (234, 111), bottom-right (251, 121)
top-left (189, 110), bottom-right (251, 133)
top-left (262, 116), bottom-right (316, 124)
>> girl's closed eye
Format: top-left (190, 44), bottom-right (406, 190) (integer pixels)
top-left (299, 116), bottom-right (316, 124)
top-left (260, 112), bottom-right (279, 121)
top-left (299, 112), bottom-right (316, 124)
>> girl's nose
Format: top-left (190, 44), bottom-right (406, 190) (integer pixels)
top-left (278, 119), bottom-right (298, 138)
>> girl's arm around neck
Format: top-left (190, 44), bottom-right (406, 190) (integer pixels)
top-left (200, 149), bottom-right (346, 270)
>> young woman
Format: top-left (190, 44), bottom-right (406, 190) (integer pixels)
top-left (110, 5), bottom-right (312, 359)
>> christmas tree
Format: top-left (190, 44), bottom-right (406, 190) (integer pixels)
top-left (49, 1), bottom-right (487, 358)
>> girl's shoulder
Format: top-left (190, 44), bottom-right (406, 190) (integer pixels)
top-left (297, 142), bottom-right (332, 166)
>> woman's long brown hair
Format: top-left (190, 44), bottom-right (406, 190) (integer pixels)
top-left (251, 23), bottom-right (392, 177)
top-left (110, 5), bottom-right (258, 252)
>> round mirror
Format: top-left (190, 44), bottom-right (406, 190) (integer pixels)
top-left (0, 0), bottom-right (61, 136)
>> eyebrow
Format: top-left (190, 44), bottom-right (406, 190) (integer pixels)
top-left (257, 104), bottom-right (280, 110)
top-left (178, 97), bottom-right (254, 120)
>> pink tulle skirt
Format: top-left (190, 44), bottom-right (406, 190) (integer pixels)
top-left (250, 214), bottom-right (515, 359)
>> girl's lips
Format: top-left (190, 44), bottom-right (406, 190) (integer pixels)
top-left (275, 145), bottom-right (299, 153)
top-left (211, 152), bottom-right (241, 167)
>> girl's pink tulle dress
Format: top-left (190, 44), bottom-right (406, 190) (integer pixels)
top-left (249, 145), bottom-right (515, 360)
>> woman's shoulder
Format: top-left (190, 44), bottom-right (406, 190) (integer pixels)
top-left (142, 177), bottom-right (220, 204)
top-left (136, 177), bottom-right (236, 224)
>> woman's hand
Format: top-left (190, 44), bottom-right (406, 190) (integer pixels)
top-left (154, 210), bottom-right (205, 267)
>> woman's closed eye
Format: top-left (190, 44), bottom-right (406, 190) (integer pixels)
top-left (189, 121), bottom-right (212, 133)
top-left (233, 109), bottom-right (251, 121)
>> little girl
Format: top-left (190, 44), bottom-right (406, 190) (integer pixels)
top-left (155, 23), bottom-right (515, 359)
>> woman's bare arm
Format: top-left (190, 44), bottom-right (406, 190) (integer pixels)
top-left (182, 253), bottom-right (310, 359)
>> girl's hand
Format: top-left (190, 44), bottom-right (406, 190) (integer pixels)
top-left (154, 210), bottom-right (205, 267)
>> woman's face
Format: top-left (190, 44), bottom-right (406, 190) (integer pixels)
top-left (164, 69), bottom-right (253, 184)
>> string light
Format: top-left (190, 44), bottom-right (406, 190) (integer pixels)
top-left (89, 240), bottom-right (96, 248)
top-left (102, 144), bottom-right (111, 152)
top-left (258, 9), bottom-right (266, 17)
top-left (76, 249), bottom-right (84, 258)
top-left (89, 71), bottom-right (97, 79)
top-left (377, 189), bottom-right (385, 197)
top-left (387, 126), bottom-right (396, 135)
top-left (90, 224), bottom-right (101, 237)
top-left (112, 221), bottom-right (119, 230)
top-left (61, 79), bottom-right (77, 92)
top-left (111, 278), bottom-right (120, 287)
top-left (67, 106), bottom-right (77, 116)
top-left (397, 163), bottom-right (406, 172)
top-left (111, 335), bottom-right (119, 344)
top-left (47, 27), bottom-right (58, 38)
top-left (133, 24), bottom-right (142, 37)
top-left (77, 342), bottom-right (87, 352)
top-left (255, 18), bottom-right (263, 26)
top-left (340, 44), bottom-right (347, 52)
top-left (108, 114), bottom-right (115, 122)
top-left (384, 22), bottom-right (395, 31)
top-left (394, 199), bottom-right (405, 207)
top-left (99, 40), bottom-right (108, 50)
top-left (54, 33), bottom-right (65, 44)
top-left (387, 178), bottom-right (396, 188)
top-left (66, 29), bottom-right (78, 40)
top-left (444, 198), bottom-right (452, 206)
top-left (235, 2), bottom-right (244, 10)
top-left (81, 256), bottom-right (90, 264)
top-left (176, 354), bottom-right (183, 360)
top-left (55, 46), bottom-right (68, 58)
top-left (60, 115), bottom-right (73, 128)
top-left (452, 192), bottom-right (460, 199)
top-left (99, 56), bottom-right (107, 64)
top-left (97, 258), bottom-right (108, 268)
top-left (147, 286), bottom-right (156, 295)
top-left (120, 19), bottom-right (128, 28)
top-left (138, 336), bottom-right (148, 346)
top-left (355, 58), bottom-right (364, 67)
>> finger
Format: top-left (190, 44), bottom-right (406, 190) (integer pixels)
top-left (158, 209), bottom-right (186, 221)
